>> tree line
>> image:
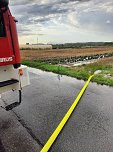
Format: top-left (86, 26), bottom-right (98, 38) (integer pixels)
top-left (52, 42), bottom-right (113, 49)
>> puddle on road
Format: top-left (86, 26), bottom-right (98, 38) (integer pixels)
top-left (28, 67), bottom-right (64, 80)
top-left (28, 67), bottom-right (84, 84)
top-left (28, 67), bottom-right (113, 94)
top-left (28, 72), bottom-right (39, 80)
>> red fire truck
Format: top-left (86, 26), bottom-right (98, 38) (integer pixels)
top-left (0, 0), bottom-right (29, 111)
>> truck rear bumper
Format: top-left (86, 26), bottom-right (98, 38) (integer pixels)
top-left (0, 65), bottom-right (30, 94)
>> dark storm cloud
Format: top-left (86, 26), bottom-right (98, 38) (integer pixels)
top-left (10, 0), bottom-right (82, 35)
top-left (10, 0), bottom-right (37, 6)
top-left (10, 0), bottom-right (113, 38)
top-left (10, 0), bottom-right (90, 6)
top-left (26, 4), bottom-right (69, 16)
top-left (10, 0), bottom-right (87, 16)
top-left (10, 0), bottom-right (90, 26)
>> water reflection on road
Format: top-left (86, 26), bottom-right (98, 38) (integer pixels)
top-left (1, 67), bottom-right (113, 152)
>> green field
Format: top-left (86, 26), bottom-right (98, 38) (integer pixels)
top-left (22, 60), bottom-right (113, 87)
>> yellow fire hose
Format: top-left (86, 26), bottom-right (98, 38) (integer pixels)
top-left (41, 75), bottom-right (94, 152)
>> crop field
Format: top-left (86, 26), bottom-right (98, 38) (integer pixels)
top-left (22, 47), bottom-right (113, 86)
top-left (21, 47), bottom-right (113, 61)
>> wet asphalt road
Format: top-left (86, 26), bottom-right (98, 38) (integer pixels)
top-left (1, 67), bottom-right (113, 152)
top-left (0, 140), bottom-right (5, 152)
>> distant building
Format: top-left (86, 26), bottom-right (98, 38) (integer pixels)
top-left (20, 44), bottom-right (52, 50)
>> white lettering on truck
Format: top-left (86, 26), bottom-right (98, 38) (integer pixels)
top-left (0, 57), bottom-right (13, 62)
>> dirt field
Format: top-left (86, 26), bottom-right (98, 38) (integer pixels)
top-left (21, 47), bottom-right (113, 61)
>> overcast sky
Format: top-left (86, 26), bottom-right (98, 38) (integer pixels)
top-left (10, 0), bottom-right (113, 44)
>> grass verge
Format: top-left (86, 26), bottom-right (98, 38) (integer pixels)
top-left (22, 60), bottom-right (113, 87)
